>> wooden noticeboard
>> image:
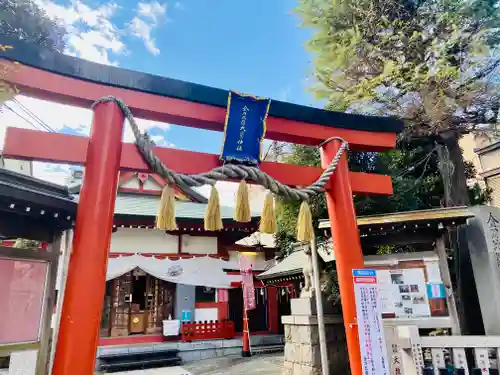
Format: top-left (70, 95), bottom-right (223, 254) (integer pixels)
top-left (0, 257), bottom-right (49, 346)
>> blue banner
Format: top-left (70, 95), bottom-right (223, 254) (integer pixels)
top-left (352, 269), bottom-right (377, 277)
top-left (220, 91), bottom-right (271, 165)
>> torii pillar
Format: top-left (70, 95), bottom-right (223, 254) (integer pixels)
top-left (51, 102), bottom-right (125, 375)
top-left (321, 139), bottom-right (365, 375)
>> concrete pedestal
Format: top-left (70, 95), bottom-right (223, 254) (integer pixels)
top-left (281, 297), bottom-right (348, 375)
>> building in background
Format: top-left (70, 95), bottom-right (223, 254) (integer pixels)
top-left (461, 133), bottom-right (500, 207)
top-left (0, 154), bottom-right (32, 176)
top-left (67, 170), bottom-right (279, 344)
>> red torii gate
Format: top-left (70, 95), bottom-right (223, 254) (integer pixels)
top-left (1, 39), bottom-right (403, 375)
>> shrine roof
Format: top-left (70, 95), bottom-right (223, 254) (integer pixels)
top-left (0, 168), bottom-right (77, 241)
top-left (261, 207), bottom-right (475, 282)
top-left (69, 193), bottom-right (260, 233)
top-left (319, 206), bottom-right (473, 230)
top-left (1, 38), bottom-right (404, 134)
top-left (112, 193), bottom-right (259, 220)
top-left (258, 249), bottom-right (308, 281)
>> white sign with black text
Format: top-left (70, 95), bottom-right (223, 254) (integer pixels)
top-left (353, 269), bottom-right (390, 375)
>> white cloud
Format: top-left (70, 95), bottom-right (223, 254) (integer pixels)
top-left (33, 163), bottom-right (75, 186)
top-left (34, 0), bottom-right (125, 65)
top-left (173, 2), bottom-right (185, 10)
top-left (0, 0), bottom-right (174, 183)
top-left (128, 17), bottom-right (160, 55)
top-left (129, 1), bottom-right (167, 55)
top-left (1, 96), bottom-right (173, 184)
top-left (137, 1), bottom-right (167, 23)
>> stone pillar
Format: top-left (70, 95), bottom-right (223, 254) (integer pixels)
top-left (282, 297), bottom-right (349, 375)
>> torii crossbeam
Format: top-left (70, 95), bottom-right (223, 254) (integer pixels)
top-left (1, 38), bottom-right (403, 375)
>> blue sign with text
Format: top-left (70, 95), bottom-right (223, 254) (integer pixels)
top-left (427, 283), bottom-right (446, 299)
top-left (220, 91), bottom-right (271, 165)
top-left (352, 269), bottom-right (377, 277)
top-left (181, 310), bottom-right (192, 322)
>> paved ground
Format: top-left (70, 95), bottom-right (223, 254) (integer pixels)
top-left (102, 353), bottom-right (283, 375)
top-left (183, 353), bottom-right (283, 375)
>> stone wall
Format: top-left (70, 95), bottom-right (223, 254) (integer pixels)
top-left (282, 313), bottom-right (349, 375)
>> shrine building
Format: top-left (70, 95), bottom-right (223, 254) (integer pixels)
top-left (65, 169), bottom-right (279, 345)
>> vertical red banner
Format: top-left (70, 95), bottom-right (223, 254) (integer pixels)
top-left (239, 254), bottom-right (256, 310)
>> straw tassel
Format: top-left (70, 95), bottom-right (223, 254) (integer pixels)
top-left (155, 185), bottom-right (177, 230)
top-left (259, 192), bottom-right (276, 234)
top-left (296, 200), bottom-right (315, 242)
top-left (234, 180), bottom-right (251, 222)
top-left (204, 185), bottom-right (223, 231)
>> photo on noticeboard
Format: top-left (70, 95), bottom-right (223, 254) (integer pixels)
top-left (391, 274), bottom-right (404, 285)
top-left (399, 285), bottom-right (410, 293)
top-left (413, 295), bottom-right (426, 304)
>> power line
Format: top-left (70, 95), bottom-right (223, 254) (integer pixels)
top-left (12, 98), bottom-right (56, 133)
top-left (398, 151), bottom-right (434, 194)
top-left (3, 103), bottom-right (46, 132)
top-left (392, 147), bottom-right (437, 180)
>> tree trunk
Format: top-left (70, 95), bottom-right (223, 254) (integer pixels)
top-left (436, 131), bottom-right (470, 207)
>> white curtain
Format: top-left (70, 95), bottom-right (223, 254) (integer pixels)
top-left (106, 255), bottom-right (258, 288)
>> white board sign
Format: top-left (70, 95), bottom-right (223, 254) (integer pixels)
top-left (376, 268), bottom-right (431, 318)
top-left (353, 269), bottom-right (390, 375)
top-left (8, 350), bottom-right (38, 375)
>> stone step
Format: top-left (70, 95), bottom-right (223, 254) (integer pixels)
top-left (252, 345), bottom-right (284, 355)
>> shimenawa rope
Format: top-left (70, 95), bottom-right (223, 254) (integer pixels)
top-left (91, 96), bottom-right (349, 202)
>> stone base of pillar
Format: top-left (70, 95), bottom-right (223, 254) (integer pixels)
top-left (281, 297), bottom-right (348, 375)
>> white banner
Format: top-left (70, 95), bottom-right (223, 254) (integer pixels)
top-left (353, 269), bottom-right (390, 375)
top-left (106, 255), bottom-right (245, 288)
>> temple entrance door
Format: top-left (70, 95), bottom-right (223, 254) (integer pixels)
top-left (105, 271), bottom-right (176, 337)
top-left (129, 271), bottom-right (147, 334)
top-left (277, 287), bottom-right (292, 334)
top-left (145, 278), bottom-right (175, 334)
top-left (228, 288), bottom-right (243, 332)
top-left (247, 287), bottom-right (268, 332)
top-left (228, 287), bottom-right (268, 333)
top-left (110, 272), bottom-right (132, 337)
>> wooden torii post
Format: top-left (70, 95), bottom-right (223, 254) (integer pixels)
top-left (1, 39), bottom-right (403, 375)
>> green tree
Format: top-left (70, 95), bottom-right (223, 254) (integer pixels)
top-left (296, 0), bottom-right (500, 207)
top-left (1, 0), bottom-right (67, 105)
top-left (0, 0), bottom-right (67, 52)
top-left (275, 141), bottom-right (489, 253)
top-left (0, 0), bottom-right (66, 244)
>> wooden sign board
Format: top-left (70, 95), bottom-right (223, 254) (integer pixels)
top-left (0, 258), bottom-right (48, 346)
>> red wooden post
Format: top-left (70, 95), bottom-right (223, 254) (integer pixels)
top-left (320, 139), bottom-right (364, 375)
top-left (242, 306), bottom-right (251, 357)
top-left (52, 102), bottom-right (124, 375)
top-left (267, 287), bottom-right (279, 334)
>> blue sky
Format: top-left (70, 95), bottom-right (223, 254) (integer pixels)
top-left (109, 0), bottom-right (316, 154)
top-left (0, 0), bottom-right (318, 196)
